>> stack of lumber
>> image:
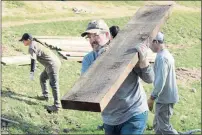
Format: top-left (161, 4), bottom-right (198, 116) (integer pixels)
top-left (2, 25), bottom-right (157, 65)
top-left (1, 55), bottom-right (31, 65)
top-left (35, 36), bottom-right (92, 62)
top-left (35, 36), bottom-right (156, 62)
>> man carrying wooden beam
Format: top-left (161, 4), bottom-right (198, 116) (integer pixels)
top-left (147, 32), bottom-right (179, 134)
top-left (81, 19), bottom-right (154, 134)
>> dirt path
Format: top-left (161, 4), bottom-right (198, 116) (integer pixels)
top-left (176, 67), bottom-right (201, 83)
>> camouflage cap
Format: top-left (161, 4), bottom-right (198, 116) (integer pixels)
top-left (81, 19), bottom-right (109, 37)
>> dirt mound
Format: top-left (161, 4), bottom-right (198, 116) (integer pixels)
top-left (176, 67), bottom-right (201, 82)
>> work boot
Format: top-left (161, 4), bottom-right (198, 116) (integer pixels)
top-left (46, 105), bottom-right (60, 113)
top-left (37, 95), bottom-right (49, 101)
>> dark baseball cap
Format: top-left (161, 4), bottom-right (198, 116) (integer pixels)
top-left (19, 33), bottom-right (33, 41)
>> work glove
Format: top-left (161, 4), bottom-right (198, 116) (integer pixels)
top-left (97, 46), bottom-right (109, 56)
top-left (135, 42), bottom-right (148, 62)
top-left (30, 72), bottom-right (34, 81)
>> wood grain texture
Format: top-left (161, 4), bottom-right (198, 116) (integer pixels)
top-left (1, 55), bottom-right (31, 65)
top-left (58, 51), bottom-right (84, 61)
top-left (61, 5), bottom-right (173, 112)
top-left (35, 36), bottom-right (90, 49)
top-left (58, 51), bottom-right (88, 57)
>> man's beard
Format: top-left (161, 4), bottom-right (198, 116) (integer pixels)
top-left (91, 41), bottom-right (110, 56)
top-left (91, 42), bottom-right (102, 52)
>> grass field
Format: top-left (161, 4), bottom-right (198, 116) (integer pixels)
top-left (176, 1), bottom-right (201, 8)
top-left (1, 1), bottom-right (201, 134)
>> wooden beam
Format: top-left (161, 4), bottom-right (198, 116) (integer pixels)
top-left (58, 51), bottom-right (84, 61)
top-left (58, 51), bottom-right (88, 57)
top-left (61, 5), bottom-right (173, 112)
top-left (1, 117), bottom-right (19, 124)
top-left (58, 46), bottom-right (91, 52)
top-left (67, 57), bottom-right (83, 62)
top-left (34, 37), bottom-right (91, 49)
top-left (1, 55), bottom-right (31, 65)
top-left (34, 36), bottom-right (84, 39)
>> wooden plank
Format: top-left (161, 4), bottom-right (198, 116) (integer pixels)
top-left (58, 51), bottom-right (88, 57)
top-left (58, 51), bottom-right (84, 61)
top-left (34, 36), bottom-right (85, 40)
top-left (1, 117), bottom-right (19, 124)
top-left (1, 55), bottom-right (31, 65)
top-left (58, 46), bottom-right (92, 52)
top-left (67, 57), bottom-right (83, 62)
top-left (35, 38), bottom-right (92, 51)
top-left (61, 5), bottom-right (173, 112)
top-left (43, 39), bottom-right (90, 46)
top-left (34, 37), bottom-right (91, 49)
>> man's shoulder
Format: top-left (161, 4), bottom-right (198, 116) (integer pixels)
top-left (83, 51), bottom-right (94, 60)
top-left (156, 52), bottom-right (174, 66)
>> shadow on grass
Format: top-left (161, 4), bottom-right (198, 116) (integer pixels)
top-left (1, 87), bottom-right (38, 105)
top-left (1, 114), bottom-right (53, 134)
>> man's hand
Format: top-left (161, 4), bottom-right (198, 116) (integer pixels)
top-left (135, 43), bottom-right (149, 68)
top-left (147, 97), bottom-right (155, 111)
top-left (30, 72), bottom-right (34, 81)
top-left (135, 42), bottom-right (148, 62)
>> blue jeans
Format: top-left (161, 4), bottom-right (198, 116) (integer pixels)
top-left (104, 111), bottom-right (148, 135)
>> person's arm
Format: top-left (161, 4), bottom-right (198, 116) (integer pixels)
top-left (81, 55), bottom-right (91, 75)
top-left (134, 60), bottom-right (154, 83)
top-left (134, 42), bottom-right (154, 83)
top-left (151, 58), bottom-right (169, 99)
top-left (30, 59), bottom-right (36, 72)
top-left (29, 49), bottom-right (37, 80)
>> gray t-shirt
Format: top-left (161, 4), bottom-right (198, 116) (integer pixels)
top-left (151, 49), bottom-right (179, 103)
top-left (29, 41), bottom-right (61, 73)
top-left (101, 65), bottom-right (154, 125)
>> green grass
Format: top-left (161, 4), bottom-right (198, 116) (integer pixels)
top-left (176, 1), bottom-right (201, 8)
top-left (2, 16), bottom-right (131, 57)
top-left (2, 9), bottom-right (104, 23)
top-left (2, 60), bottom-right (104, 134)
top-left (93, 1), bottom-right (145, 7)
top-left (172, 81), bottom-right (201, 132)
top-left (3, 1), bottom-right (55, 14)
top-left (2, 8), bottom-right (201, 134)
top-left (3, 10), bottom-right (201, 68)
top-left (2, 12), bottom-right (77, 22)
top-left (2, 63), bottom-right (200, 134)
top-left (162, 10), bottom-right (201, 68)
top-left (142, 78), bottom-right (201, 134)
top-left (162, 11), bottom-right (201, 45)
top-left (171, 41), bottom-right (201, 68)
top-left (4, 1), bottom-right (25, 8)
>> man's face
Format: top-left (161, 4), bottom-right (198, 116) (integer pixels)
top-left (150, 40), bottom-right (158, 53)
top-left (23, 39), bottom-right (31, 46)
top-left (86, 32), bottom-right (108, 51)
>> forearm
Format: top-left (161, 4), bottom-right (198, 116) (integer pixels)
top-left (139, 59), bottom-right (150, 68)
top-left (151, 75), bottom-right (166, 99)
top-left (151, 58), bottom-right (168, 99)
top-left (81, 58), bottom-right (90, 76)
top-left (30, 59), bottom-right (36, 72)
top-left (139, 64), bottom-right (154, 83)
